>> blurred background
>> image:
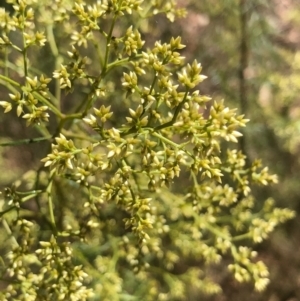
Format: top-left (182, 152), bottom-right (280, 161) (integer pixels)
top-left (173, 0), bottom-right (300, 300)
top-left (1, 0), bottom-right (300, 300)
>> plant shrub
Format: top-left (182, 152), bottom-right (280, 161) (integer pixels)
top-left (0, 0), bottom-right (294, 300)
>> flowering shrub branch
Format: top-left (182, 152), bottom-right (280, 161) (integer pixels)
top-left (0, 0), bottom-right (294, 300)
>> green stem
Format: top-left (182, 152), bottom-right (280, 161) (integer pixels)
top-left (232, 233), bottom-right (251, 241)
top-left (0, 206), bottom-right (15, 218)
top-left (0, 74), bottom-right (19, 87)
top-left (102, 14), bottom-right (118, 75)
top-left (46, 24), bottom-right (59, 57)
top-left (140, 72), bottom-right (158, 120)
top-left (0, 60), bottom-right (23, 75)
top-left (92, 39), bottom-right (104, 68)
top-left (151, 131), bottom-right (180, 149)
top-left (61, 130), bottom-right (98, 143)
top-left (32, 91), bottom-right (64, 118)
top-left (46, 24), bottom-right (62, 107)
top-left (106, 57), bottom-right (130, 70)
top-left (21, 7), bottom-right (29, 79)
top-left (22, 46), bottom-right (28, 78)
top-left (82, 77), bottom-right (101, 116)
top-left (0, 80), bottom-right (19, 95)
top-left (204, 221), bottom-right (230, 240)
top-left (2, 219), bottom-right (19, 247)
top-left (151, 131), bottom-right (190, 153)
top-left (0, 136), bottom-right (52, 147)
top-left (34, 123), bottom-right (52, 138)
top-left (155, 89), bottom-right (189, 131)
top-left (46, 170), bottom-right (57, 233)
top-left (16, 189), bottom-right (43, 196)
top-left (81, 14), bottom-right (118, 116)
top-left (21, 192), bottom-right (43, 202)
top-left (63, 113), bottom-right (83, 120)
top-left (106, 54), bottom-right (143, 73)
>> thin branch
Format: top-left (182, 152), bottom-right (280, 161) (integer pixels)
top-left (46, 170), bottom-right (57, 234)
top-left (0, 136), bottom-right (52, 147)
top-left (154, 89), bottom-right (189, 131)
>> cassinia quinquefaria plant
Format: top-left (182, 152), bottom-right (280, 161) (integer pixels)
top-left (0, 0), bottom-right (294, 300)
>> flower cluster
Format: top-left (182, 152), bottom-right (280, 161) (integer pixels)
top-left (0, 0), bottom-right (295, 300)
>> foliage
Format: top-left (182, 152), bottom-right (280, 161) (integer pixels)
top-left (174, 1), bottom-right (300, 299)
top-left (0, 0), bottom-right (294, 300)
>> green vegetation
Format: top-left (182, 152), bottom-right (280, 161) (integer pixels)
top-left (0, 0), bottom-right (295, 300)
